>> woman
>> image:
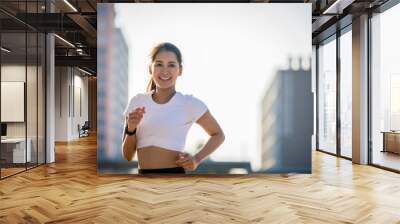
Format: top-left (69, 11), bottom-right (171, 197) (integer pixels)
top-left (122, 42), bottom-right (225, 174)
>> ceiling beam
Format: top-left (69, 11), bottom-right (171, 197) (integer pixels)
top-left (322, 0), bottom-right (356, 14)
top-left (55, 55), bottom-right (96, 72)
top-left (67, 13), bottom-right (97, 39)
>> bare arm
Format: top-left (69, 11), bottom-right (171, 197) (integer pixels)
top-left (175, 110), bottom-right (224, 171)
top-left (193, 110), bottom-right (225, 163)
top-left (121, 107), bottom-right (145, 161)
top-left (122, 131), bottom-right (137, 161)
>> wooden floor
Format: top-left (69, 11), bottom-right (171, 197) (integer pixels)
top-left (1, 135), bottom-right (400, 223)
top-left (373, 150), bottom-right (400, 171)
top-left (1, 163), bottom-right (46, 178)
top-left (0, 167), bottom-right (26, 178)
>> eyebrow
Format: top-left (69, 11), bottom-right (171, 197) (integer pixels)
top-left (155, 60), bottom-right (177, 64)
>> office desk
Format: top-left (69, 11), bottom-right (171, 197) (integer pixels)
top-left (1, 138), bottom-right (31, 163)
top-left (381, 131), bottom-right (400, 154)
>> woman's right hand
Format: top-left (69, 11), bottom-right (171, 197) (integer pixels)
top-left (126, 106), bottom-right (146, 131)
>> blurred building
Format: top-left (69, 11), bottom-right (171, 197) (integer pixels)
top-left (260, 58), bottom-right (313, 173)
top-left (98, 4), bottom-right (129, 161)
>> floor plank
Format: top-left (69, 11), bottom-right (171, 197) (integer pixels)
top-left (0, 135), bottom-right (399, 223)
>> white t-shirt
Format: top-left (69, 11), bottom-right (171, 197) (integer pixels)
top-left (123, 91), bottom-right (208, 152)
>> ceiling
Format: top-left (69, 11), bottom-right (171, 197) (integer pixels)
top-left (0, 0), bottom-right (97, 74)
top-left (0, 0), bottom-right (394, 75)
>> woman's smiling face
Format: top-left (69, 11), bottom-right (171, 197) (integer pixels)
top-left (149, 50), bottom-right (182, 89)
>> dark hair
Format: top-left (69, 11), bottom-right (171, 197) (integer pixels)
top-left (147, 42), bottom-right (183, 92)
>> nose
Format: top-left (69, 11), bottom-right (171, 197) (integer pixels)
top-left (160, 66), bottom-right (169, 74)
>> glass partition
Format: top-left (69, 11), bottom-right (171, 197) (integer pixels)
top-left (1, 30), bottom-right (28, 177)
top-left (317, 36), bottom-right (337, 155)
top-left (0, 1), bottom-right (46, 179)
top-left (27, 31), bottom-right (38, 169)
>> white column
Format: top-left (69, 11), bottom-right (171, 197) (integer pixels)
top-left (352, 14), bottom-right (369, 164)
top-left (46, 33), bottom-right (55, 163)
top-left (45, 1), bottom-right (55, 163)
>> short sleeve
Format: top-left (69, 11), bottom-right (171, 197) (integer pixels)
top-left (123, 94), bottom-right (140, 118)
top-left (187, 95), bottom-right (208, 122)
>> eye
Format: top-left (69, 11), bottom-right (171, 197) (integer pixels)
top-left (168, 64), bottom-right (176, 68)
top-left (155, 63), bottom-right (162, 67)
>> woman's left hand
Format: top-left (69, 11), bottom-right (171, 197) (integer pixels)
top-left (176, 152), bottom-right (200, 171)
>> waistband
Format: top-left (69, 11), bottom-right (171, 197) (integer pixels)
top-left (138, 167), bottom-right (186, 174)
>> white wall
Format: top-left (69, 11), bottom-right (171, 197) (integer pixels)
top-left (72, 72), bottom-right (89, 138)
top-left (54, 67), bottom-right (89, 141)
top-left (1, 66), bottom-right (25, 131)
top-left (1, 65), bottom-right (39, 138)
top-left (55, 66), bottom-right (68, 141)
top-left (1, 63), bottom-right (46, 164)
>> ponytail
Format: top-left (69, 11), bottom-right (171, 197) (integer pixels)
top-left (147, 78), bottom-right (156, 93)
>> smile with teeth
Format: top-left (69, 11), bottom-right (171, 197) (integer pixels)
top-left (159, 76), bottom-right (171, 81)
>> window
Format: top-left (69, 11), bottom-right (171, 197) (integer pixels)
top-left (318, 36), bottom-right (337, 154)
top-left (340, 28), bottom-right (352, 158)
top-left (370, 3), bottom-right (400, 171)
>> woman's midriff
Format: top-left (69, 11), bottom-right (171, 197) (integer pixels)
top-left (137, 146), bottom-right (181, 169)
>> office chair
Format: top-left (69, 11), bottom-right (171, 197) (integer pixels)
top-left (79, 121), bottom-right (90, 138)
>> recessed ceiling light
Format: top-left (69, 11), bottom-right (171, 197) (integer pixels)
top-left (77, 67), bottom-right (93, 76)
top-left (63, 0), bottom-right (78, 12)
top-left (322, 0), bottom-right (352, 15)
top-left (1, 47), bottom-right (11, 53)
top-left (54, 34), bottom-right (75, 48)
